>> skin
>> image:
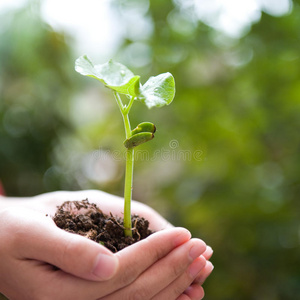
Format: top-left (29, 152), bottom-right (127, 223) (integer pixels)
top-left (0, 190), bottom-right (213, 300)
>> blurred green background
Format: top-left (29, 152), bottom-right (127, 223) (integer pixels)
top-left (1, 0), bottom-right (300, 299)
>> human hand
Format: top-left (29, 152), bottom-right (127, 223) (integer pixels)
top-left (0, 190), bottom-right (213, 299)
top-left (2, 189), bottom-right (214, 296)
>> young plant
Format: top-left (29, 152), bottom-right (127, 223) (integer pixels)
top-left (75, 56), bottom-right (175, 237)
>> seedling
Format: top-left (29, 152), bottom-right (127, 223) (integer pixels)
top-left (75, 56), bottom-right (175, 237)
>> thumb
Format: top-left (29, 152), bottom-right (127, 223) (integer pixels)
top-left (16, 209), bottom-right (119, 281)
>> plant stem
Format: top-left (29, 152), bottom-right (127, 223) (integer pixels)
top-left (124, 147), bottom-right (134, 237)
top-left (123, 112), bottom-right (132, 139)
top-left (123, 110), bottom-right (134, 237)
top-left (114, 92), bottom-right (134, 237)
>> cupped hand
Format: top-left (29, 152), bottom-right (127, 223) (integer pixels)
top-left (0, 190), bottom-right (213, 299)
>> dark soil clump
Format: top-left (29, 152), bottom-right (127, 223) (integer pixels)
top-left (53, 199), bottom-right (153, 252)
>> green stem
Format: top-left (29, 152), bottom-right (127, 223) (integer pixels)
top-left (123, 113), bottom-right (131, 139)
top-left (114, 92), bottom-right (125, 113)
top-left (124, 96), bottom-right (135, 115)
top-left (123, 110), bottom-right (134, 237)
top-left (114, 92), bottom-right (134, 237)
top-left (124, 147), bottom-right (134, 237)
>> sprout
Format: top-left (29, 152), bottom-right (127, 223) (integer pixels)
top-left (75, 55), bottom-right (175, 237)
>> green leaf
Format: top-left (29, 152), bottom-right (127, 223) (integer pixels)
top-left (138, 73), bottom-right (175, 108)
top-left (75, 55), bottom-right (140, 97)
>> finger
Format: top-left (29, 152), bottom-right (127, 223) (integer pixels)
top-left (194, 260), bottom-right (214, 285)
top-left (3, 258), bottom-right (102, 300)
top-left (202, 245), bottom-right (213, 260)
top-left (12, 208), bottom-right (119, 281)
top-left (29, 227), bottom-right (194, 300)
top-left (181, 284), bottom-right (205, 300)
top-left (105, 239), bottom-right (207, 300)
top-left (113, 227), bottom-right (192, 285)
top-left (152, 256), bottom-right (206, 300)
top-left (176, 295), bottom-right (191, 300)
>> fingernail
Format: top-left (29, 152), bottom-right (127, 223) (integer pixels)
top-left (173, 228), bottom-right (191, 247)
top-left (93, 253), bottom-right (119, 280)
top-left (195, 261), bottom-right (214, 285)
top-left (204, 260), bottom-right (214, 274)
top-left (189, 242), bottom-right (206, 260)
top-left (206, 245), bottom-right (213, 254)
top-left (189, 258), bottom-right (206, 278)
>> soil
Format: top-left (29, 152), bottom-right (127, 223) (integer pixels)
top-left (52, 199), bottom-right (153, 252)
